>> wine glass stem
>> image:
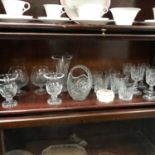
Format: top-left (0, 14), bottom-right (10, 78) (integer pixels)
top-left (17, 88), bottom-right (22, 94)
top-left (149, 85), bottom-right (154, 91)
top-left (133, 81), bottom-right (138, 89)
top-left (39, 86), bottom-right (44, 92)
top-left (51, 94), bottom-right (58, 102)
top-left (6, 97), bottom-right (13, 103)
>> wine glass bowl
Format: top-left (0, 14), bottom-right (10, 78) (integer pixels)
top-left (143, 67), bottom-right (155, 101)
top-left (130, 64), bottom-right (146, 95)
top-left (0, 73), bottom-right (18, 108)
top-left (9, 66), bottom-right (29, 95)
top-left (44, 72), bottom-right (64, 105)
top-left (30, 66), bottom-right (49, 95)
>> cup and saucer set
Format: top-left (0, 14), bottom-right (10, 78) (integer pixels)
top-left (37, 4), bottom-right (70, 23)
top-left (0, 0), bottom-right (113, 25)
top-left (59, 0), bottom-right (113, 25)
top-left (37, 0), bottom-right (112, 25)
top-left (0, 0), bottom-right (33, 21)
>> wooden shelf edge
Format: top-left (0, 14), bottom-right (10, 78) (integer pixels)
top-left (1, 107), bottom-right (155, 128)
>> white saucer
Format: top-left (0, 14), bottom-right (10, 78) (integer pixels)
top-left (37, 17), bottom-right (70, 23)
top-left (0, 14), bottom-right (33, 20)
top-left (144, 19), bottom-right (155, 25)
top-left (72, 18), bottom-right (113, 25)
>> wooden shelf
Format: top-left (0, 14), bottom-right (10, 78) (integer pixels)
top-left (1, 87), bottom-right (155, 128)
top-left (0, 21), bottom-right (155, 39)
top-left (1, 89), bottom-right (155, 116)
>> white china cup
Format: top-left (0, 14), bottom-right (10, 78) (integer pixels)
top-left (44, 4), bottom-right (65, 18)
top-left (153, 7), bottom-right (155, 19)
top-left (76, 4), bottom-right (108, 19)
top-left (110, 7), bottom-right (141, 25)
top-left (1, 0), bottom-right (30, 16)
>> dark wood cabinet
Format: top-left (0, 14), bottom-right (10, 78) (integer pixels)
top-left (1, 0), bottom-right (155, 155)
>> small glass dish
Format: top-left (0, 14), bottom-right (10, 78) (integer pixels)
top-left (42, 144), bottom-right (87, 155)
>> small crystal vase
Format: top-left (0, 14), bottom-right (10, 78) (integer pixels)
top-left (51, 54), bottom-right (72, 92)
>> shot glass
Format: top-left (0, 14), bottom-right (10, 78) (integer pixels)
top-left (118, 80), bottom-right (134, 101)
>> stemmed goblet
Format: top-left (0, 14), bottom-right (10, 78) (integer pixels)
top-left (31, 66), bottom-right (49, 95)
top-left (0, 73), bottom-right (18, 108)
top-left (44, 72), bottom-right (64, 105)
top-left (122, 63), bottom-right (132, 80)
top-left (143, 67), bottom-right (155, 101)
top-left (9, 66), bottom-right (29, 95)
top-left (130, 64), bottom-right (146, 95)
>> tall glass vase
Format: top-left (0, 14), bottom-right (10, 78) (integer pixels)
top-left (51, 54), bottom-right (72, 92)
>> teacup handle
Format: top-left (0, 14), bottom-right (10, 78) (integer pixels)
top-left (22, 2), bottom-right (31, 13)
top-left (102, 6), bottom-right (108, 15)
top-left (60, 7), bottom-right (66, 16)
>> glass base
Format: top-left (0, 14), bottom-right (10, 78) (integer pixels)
top-left (143, 94), bottom-right (155, 101)
top-left (133, 89), bottom-right (142, 96)
top-left (34, 88), bottom-right (46, 95)
top-left (2, 100), bottom-right (17, 108)
top-left (47, 97), bottom-right (62, 105)
top-left (138, 82), bottom-right (148, 90)
top-left (143, 89), bottom-right (155, 95)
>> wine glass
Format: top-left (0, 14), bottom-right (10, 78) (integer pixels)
top-left (130, 64), bottom-right (146, 95)
top-left (31, 66), bottom-right (49, 95)
top-left (0, 73), bottom-right (18, 108)
top-left (44, 72), bottom-right (64, 105)
top-left (9, 66), bottom-right (29, 95)
top-left (122, 63), bottom-right (132, 80)
top-left (143, 67), bottom-right (155, 101)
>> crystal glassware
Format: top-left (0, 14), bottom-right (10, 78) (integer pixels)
top-left (93, 72), bottom-right (104, 93)
top-left (9, 66), bottom-right (29, 95)
top-left (31, 66), bottom-right (49, 95)
top-left (44, 72), bottom-right (64, 105)
top-left (122, 63), bottom-right (132, 80)
top-left (0, 73), bottom-right (18, 108)
top-left (137, 63), bottom-right (149, 91)
top-left (130, 64), bottom-right (146, 95)
top-left (143, 67), bottom-right (155, 101)
top-left (118, 79), bottom-right (134, 101)
top-left (67, 65), bottom-right (92, 101)
top-left (51, 54), bottom-right (72, 92)
top-left (109, 71), bottom-right (123, 94)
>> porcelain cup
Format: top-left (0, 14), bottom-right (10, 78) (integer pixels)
top-left (153, 7), bottom-right (155, 19)
top-left (76, 4), bottom-right (108, 19)
top-left (110, 7), bottom-right (141, 25)
top-left (1, 0), bottom-right (30, 16)
top-left (44, 4), bottom-right (65, 18)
